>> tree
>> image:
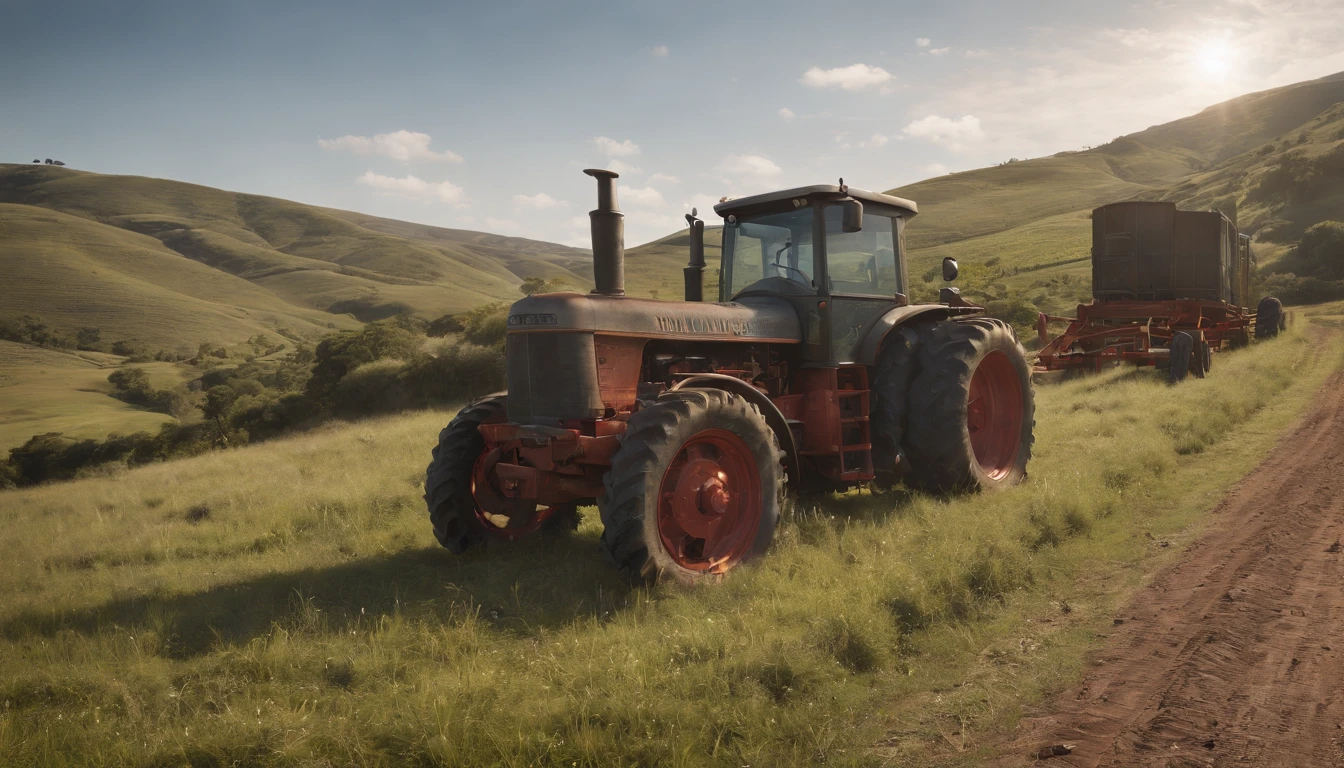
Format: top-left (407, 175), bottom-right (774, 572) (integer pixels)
top-left (202, 386), bottom-right (240, 445)
top-left (1298, 221), bottom-right (1344, 279)
top-left (76, 327), bottom-right (101, 350)
top-left (519, 276), bottom-right (552, 295)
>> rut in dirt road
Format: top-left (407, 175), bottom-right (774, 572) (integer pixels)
top-left (1002, 371), bottom-right (1344, 767)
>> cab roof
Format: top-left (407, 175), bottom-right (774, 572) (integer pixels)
top-left (712, 184), bottom-right (918, 219)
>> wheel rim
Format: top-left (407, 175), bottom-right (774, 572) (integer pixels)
top-left (966, 350), bottom-right (1025, 481)
top-left (656, 429), bottom-right (762, 573)
top-left (470, 450), bottom-right (559, 541)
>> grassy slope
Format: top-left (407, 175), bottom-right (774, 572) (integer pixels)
top-left (0, 164), bottom-right (592, 345)
top-left (0, 341), bottom-right (183, 451)
top-left (0, 319), bottom-right (1336, 766)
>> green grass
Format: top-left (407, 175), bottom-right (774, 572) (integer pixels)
top-left (0, 317), bottom-right (1337, 766)
top-left (0, 341), bottom-right (183, 452)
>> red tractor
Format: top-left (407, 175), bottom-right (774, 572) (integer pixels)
top-left (425, 169), bottom-right (1035, 583)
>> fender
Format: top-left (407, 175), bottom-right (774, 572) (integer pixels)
top-left (670, 373), bottom-right (799, 487)
top-left (852, 304), bottom-right (979, 366)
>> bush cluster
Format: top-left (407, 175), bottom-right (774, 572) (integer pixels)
top-left (2, 317), bottom-right (506, 489)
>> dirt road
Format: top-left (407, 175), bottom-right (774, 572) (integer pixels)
top-left (1000, 372), bottom-right (1344, 767)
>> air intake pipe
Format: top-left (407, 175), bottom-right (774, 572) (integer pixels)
top-left (584, 169), bottom-right (625, 296)
top-left (683, 208), bottom-right (705, 301)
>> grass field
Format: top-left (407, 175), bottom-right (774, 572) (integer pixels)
top-left (0, 316), bottom-right (1337, 766)
top-left (0, 341), bottom-right (184, 452)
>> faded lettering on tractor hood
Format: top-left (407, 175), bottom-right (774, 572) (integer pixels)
top-left (507, 293), bottom-right (801, 343)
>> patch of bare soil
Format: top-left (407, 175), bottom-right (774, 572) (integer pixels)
top-left (999, 371), bottom-right (1344, 767)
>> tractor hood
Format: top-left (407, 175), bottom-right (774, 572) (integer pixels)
top-left (507, 292), bottom-right (802, 343)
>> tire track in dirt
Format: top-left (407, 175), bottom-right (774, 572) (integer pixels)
top-left (999, 368), bottom-right (1344, 767)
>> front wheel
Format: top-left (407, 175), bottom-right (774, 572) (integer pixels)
top-left (599, 389), bottom-right (785, 584)
top-left (424, 396), bottom-right (580, 554)
top-left (903, 318), bottom-right (1035, 493)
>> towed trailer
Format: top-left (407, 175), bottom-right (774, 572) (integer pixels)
top-left (1036, 201), bottom-right (1284, 382)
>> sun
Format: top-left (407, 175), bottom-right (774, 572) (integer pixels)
top-left (1195, 41), bottom-right (1231, 76)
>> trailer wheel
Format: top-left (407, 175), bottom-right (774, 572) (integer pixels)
top-left (870, 324), bottom-right (925, 489)
top-left (1200, 340), bottom-right (1212, 375)
top-left (1168, 332), bottom-right (1194, 384)
top-left (1256, 297), bottom-right (1283, 340)
top-left (599, 389), bottom-right (784, 584)
top-left (903, 318), bottom-right (1035, 493)
top-left (424, 397), bottom-right (580, 554)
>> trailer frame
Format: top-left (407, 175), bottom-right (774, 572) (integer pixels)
top-left (1035, 299), bottom-right (1253, 373)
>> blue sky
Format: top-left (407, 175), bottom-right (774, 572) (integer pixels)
top-left (3, 0), bottom-right (1342, 247)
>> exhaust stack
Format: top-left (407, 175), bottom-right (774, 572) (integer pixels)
top-left (683, 208), bottom-right (705, 301)
top-left (584, 169), bottom-right (625, 296)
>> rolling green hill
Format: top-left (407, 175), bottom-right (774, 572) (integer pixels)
top-left (0, 164), bottom-right (593, 350)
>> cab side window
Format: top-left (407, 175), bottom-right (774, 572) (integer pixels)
top-left (823, 207), bottom-right (900, 296)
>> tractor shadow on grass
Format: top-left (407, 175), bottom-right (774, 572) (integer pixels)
top-left (1, 527), bottom-right (634, 659)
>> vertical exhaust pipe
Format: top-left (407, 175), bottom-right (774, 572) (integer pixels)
top-left (584, 169), bottom-right (625, 296)
top-left (683, 208), bottom-right (705, 301)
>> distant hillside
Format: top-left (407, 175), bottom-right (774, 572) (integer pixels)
top-left (0, 165), bottom-right (592, 350)
top-left (885, 71), bottom-right (1344, 312)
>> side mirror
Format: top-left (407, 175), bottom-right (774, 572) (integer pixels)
top-left (942, 256), bottom-right (959, 282)
top-left (841, 199), bottom-right (863, 233)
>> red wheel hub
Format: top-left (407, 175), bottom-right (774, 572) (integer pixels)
top-left (966, 350), bottom-right (1025, 481)
top-left (657, 429), bottom-right (761, 573)
top-left (470, 450), bottom-right (559, 540)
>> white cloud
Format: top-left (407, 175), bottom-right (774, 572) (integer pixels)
top-left (716, 154), bottom-right (782, 179)
top-left (649, 172), bottom-right (680, 184)
top-left (902, 114), bottom-right (985, 151)
top-left (622, 186), bottom-right (667, 207)
top-left (320, 130), bottom-right (463, 163)
top-left (859, 133), bottom-right (889, 149)
top-left (778, 107), bottom-right (796, 121)
top-left (929, 47), bottom-right (951, 55)
top-left (592, 136), bottom-right (640, 156)
top-left (607, 159), bottom-right (643, 176)
top-left (916, 37), bottom-right (931, 47)
top-left (357, 171), bottom-right (464, 203)
top-left (800, 63), bottom-right (893, 91)
top-left (651, 44), bottom-right (669, 57)
top-left (963, 48), bottom-right (990, 58)
top-left (512, 192), bottom-right (565, 210)
top-left (484, 217), bottom-right (520, 233)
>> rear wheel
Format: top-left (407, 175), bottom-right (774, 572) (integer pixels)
top-left (1200, 339), bottom-right (1212, 376)
top-left (870, 324), bottom-right (924, 488)
top-left (599, 389), bottom-right (784, 584)
top-left (1168, 332), bottom-right (1194, 384)
top-left (1256, 296), bottom-right (1283, 340)
top-left (903, 318), bottom-right (1035, 493)
top-left (424, 397), bottom-right (580, 554)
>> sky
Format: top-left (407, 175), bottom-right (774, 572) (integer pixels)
top-left (3, 0), bottom-right (1343, 248)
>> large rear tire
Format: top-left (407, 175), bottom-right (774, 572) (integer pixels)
top-left (599, 389), bottom-right (784, 584)
top-left (424, 397), bottom-right (580, 554)
top-left (903, 318), bottom-right (1035, 493)
top-left (870, 324), bottom-right (924, 489)
top-left (1256, 297), bottom-right (1283, 340)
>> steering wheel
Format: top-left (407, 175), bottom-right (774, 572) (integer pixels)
top-left (773, 241), bottom-right (813, 286)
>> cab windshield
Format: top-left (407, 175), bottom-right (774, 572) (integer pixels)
top-left (722, 208), bottom-right (815, 297)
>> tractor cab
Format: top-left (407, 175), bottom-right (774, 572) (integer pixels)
top-left (713, 184), bottom-right (916, 363)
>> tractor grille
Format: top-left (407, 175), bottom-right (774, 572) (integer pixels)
top-left (506, 332), bottom-right (605, 424)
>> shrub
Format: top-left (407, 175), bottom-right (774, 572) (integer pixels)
top-left (332, 359), bottom-right (411, 416)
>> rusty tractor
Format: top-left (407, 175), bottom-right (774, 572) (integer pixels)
top-left (425, 169), bottom-right (1035, 583)
top-left (1036, 201), bottom-right (1284, 383)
